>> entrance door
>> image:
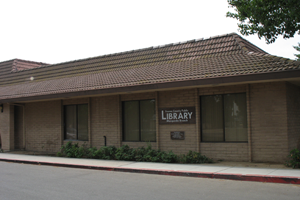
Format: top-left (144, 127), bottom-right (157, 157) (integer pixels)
top-left (14, 106), bottom-right (23, 150)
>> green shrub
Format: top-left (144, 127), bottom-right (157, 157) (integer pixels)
top-left (179, 151), bottom-right (213, 164)
top-left (115, 145), bottom-right (135, 161)
top-left (286, 148), bottom-right (300, 168)
top-left (57, 142), bottom-right (212, 164)
top-left (159, 151), bottom-right (178, 163)
top-left (86, 147), bottom-right (98, 158)
top-left (130, 143), bottom-right (178, 163)
top-left (59, 141), bottom-right (90, 158)
top-left (100, 146), bottom-right (117, 160)
top-left (56, 152), bottom-right (63, 157)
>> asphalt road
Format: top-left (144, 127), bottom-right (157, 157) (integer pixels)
top-left (0, 162), bottom-right (299, 200)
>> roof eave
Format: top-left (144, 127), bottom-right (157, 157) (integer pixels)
top-left (1, 69), bottom-right (300, 104)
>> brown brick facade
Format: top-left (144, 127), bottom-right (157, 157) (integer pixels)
top-left (25, 101), bottom-right (62, 152)
top-left (1, 81), bottom-right (299, 163)
top-left (158, 89), bottom-right (197, 154)
top-left (0, 104), bottom-right (14, 150)
top-left (250, 82), bottom-right (289, 163)
top-left (90, 95), bottom-right (120, 148)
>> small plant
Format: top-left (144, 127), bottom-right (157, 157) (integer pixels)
top-left (286, 148), bottom-right (300, 168)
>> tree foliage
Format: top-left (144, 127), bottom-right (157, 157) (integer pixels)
top-left (226, 0), bottom-right (300, 44)
top-left (294, 43), bottom-right (300, 61)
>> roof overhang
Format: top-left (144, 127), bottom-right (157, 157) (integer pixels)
top-left (1, 69), bottom-right (300, 104)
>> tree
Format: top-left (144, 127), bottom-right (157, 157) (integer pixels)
top-left (294, 43), bottom-right (300, 61)
top-left (226, 0), bottom-right (300, 44)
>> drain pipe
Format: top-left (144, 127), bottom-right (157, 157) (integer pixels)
top-left (103, 136), bottom-right (107, 146)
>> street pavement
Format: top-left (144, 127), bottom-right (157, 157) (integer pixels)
top-left (0, 152), bottom-right (299, 184)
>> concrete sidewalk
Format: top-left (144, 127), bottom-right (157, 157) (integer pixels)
top-left (1, 152), bottom-right (300, 184)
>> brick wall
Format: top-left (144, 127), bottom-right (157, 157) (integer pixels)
top-left (25, 100), bottom-right (62, 152)
top-left (90, 95), bottom-right (120, 148)
top-left (250, 82), bottom-right (289, 163)
top-left (200, 143), bottom-right (248, 161)
top-left (286, 83), bottom-right (300, 150)
top-left (0, 104), bottom-right (14, 150)
top-left (63, 98), bottom-right (88, 105)
top-left (1, 81), bottom-right (295, 164)
top-left (158, 89), bottom-right (197, 154)
top-left (121, 92), bottom-right (155, 101)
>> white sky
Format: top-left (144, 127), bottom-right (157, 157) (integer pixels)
top-left (1, 0), bottom-right (299, 64)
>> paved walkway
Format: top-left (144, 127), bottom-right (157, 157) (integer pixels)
top-left (1, 152), bottom-right (300, 184)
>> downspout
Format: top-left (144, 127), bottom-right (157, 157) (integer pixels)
top-left (9, 103), bottom-right (25, 150)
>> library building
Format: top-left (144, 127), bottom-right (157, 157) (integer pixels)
top-left (0, 33), bottom-right (299, 163)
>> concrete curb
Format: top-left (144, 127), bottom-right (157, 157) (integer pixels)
top-left (1, 158), bottom-right (300, 185)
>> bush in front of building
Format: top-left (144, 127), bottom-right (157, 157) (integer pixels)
top-left (132, 144), bottom-right (178, 163)
top-left (57, 142), bottom-right (212, 164)
top-left (58, 142), bottom-right (92, 158)
top-left (115, 145), bottom-right (136, 161)
top-left (178, 151), bottom-right (212, 164)
top-left (286, 148), bottom-right (300, 168)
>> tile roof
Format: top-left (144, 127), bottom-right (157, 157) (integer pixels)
top-left (0, 33), bottom-right (300, 102)
top-left (0, 59), bottom-right (49, 78)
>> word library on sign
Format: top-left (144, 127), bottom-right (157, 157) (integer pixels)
top-left (160, 107), bottom-right (195, 124)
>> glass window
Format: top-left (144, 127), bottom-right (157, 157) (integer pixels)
top-left (123, 100), bottom-right (156, 142)
top-left (201, 95), bottom-right (224, 142)
top-left (64, 104), bottom-right (88, 141)
top-left (123, 101), bottom-right (140, 141)
top-left (201, 93), bottom-right (247, 142)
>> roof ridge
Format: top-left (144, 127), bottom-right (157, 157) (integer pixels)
top-left (0, 58), bottom-right (49, 65)
top-left (14, 33), bottom-right (240, 73)
top-left (14, 58), bottom-right (50, 65)
top-left (9, 59), bottom-right (50, 73)
top-left (10, 34), bottom-right (239, 73)
top-left (232, 34), bottom-right (268, 54)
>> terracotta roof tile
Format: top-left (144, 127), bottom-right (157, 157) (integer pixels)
top-left (0, 33), bottom-right (299, 102)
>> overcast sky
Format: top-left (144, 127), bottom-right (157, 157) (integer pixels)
top-left (1, 0), bottom-right (299, 64)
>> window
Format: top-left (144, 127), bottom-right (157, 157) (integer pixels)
top-left (64, 104), bottom-right (88, 141)
top-left (200, 93), bottom-right (247, 142)
top-left (123, 100), bottom-right (156, 142)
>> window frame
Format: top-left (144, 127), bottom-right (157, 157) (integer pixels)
top-left (122, 99), bottom-right (156, 142)
top-left (200, 93), bottom-right (248, 143)
top-left (64, 103), bottom-right (89, 141)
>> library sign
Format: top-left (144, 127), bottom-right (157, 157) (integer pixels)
top-left (159, 107), bottom-right (196, 124)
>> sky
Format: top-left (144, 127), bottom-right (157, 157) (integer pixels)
top-left (1, 0), bottom-right (299, 64)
